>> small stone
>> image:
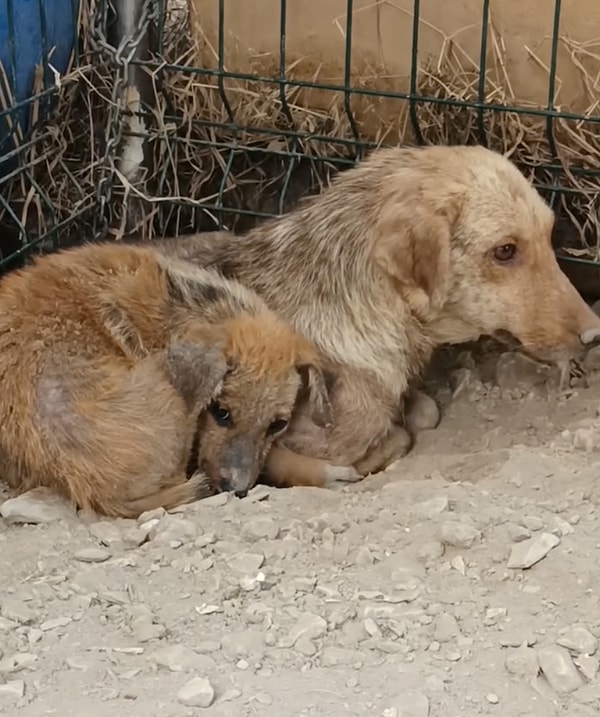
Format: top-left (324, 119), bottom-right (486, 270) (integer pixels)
top-left (200, 492), bottom-right (229, 508)
top-left (405, 390), bottom-right (440, 434)
top-left (40, 616), bottom-right (72, 631)
top-left (505, 643), bottom-right (540, 679)
top-left (387, 691), bottom-right (430, 717)
top-left (65, 656), bottom-right (92, 671)
top-left (521, 516), bottom-right (544, 531)
top-left (88, 521), bottom-right (125, 547)
top-left (355, 546), bottom-right (375, 566)
top-left (0, 680), bottom-right (25, 701)
top-left (236, 659), bottom-right (249, 670)
top-left (507, 523), bottom-right (531, 543)
top-left (450, 556), bottom-right (466, 575)
top-left (0, 653), bottom-right (37, 674)
top-left (177, 676), bottom-right (215, 708)
top-left (552, 517), bottom-right (575, 537)
top-left (507, 533), bottom-right (560, 569)
top-left (433, 613), bottom-right (460, 643)
top-left (0, 488), bottom-right (75, 524)
top-left (440, 520), bottom-right (481, 549)
top-left (495, 352), bottom-right (557, 390)
top-left (538, 646), bottom-right (584, 694)
top-left (1, 599), bottom-right (35, 625)
top-left (414, 497), bottom-right (449, 520)
top-left (285, 613), bottom-right (328, 646)
top-left (417, 541), bottom-right (445, 562)
top-left (226, 552), bottom-right (265, 575)
top-left (295, 637), bottom-right (317, 656)
top-left (446, 651), bottom-right (461, 662)
top-left (74, 547), bottom-right (112, 563)
top-left (242, 518), bottom-right (279, 540)
top-left (149, 515), bottom-right (198, 546)
top-left (484, 607), bottom-right (507, 625)
top-left (575, 654), bottom-right (599, 681)
top-left (486, 693), bottom-right (499, 705)
top-left (573, 428), bottom-right (595, 452)
top-left (557, 625), bottom-right (598, 655)
top-left (150, 644), bottom-right (216, 673)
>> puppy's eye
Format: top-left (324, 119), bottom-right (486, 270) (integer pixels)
top-left (209, 401), bottom-right (232, 427)
top-left (267, 418), bottom-right (289, 436)
top-left (492, 243), bottom-right (517, 263)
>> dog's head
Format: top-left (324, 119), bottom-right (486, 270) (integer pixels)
top-left (371, 145), bottom-right (600, 363)
top-left (196, 313), bottom-right (332, 498)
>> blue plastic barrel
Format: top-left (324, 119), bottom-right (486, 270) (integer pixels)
top-left (0, 0), bottom-right (79, 171)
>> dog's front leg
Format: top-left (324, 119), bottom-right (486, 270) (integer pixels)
top-left (261, 444), bottom-right (362, 489)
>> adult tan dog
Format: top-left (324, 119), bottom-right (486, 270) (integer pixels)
top-left (153, 144), bottom-right (600, 489)
top-left (0, 242), bottom-right (332, 517)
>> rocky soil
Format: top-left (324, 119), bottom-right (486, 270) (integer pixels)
top-left (2, 344), bottom-right (600, 717)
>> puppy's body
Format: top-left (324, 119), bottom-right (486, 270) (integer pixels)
top-left (154, 145), bottom-right (600, 483)
top-left (0, 243), bottom-right (333, 518)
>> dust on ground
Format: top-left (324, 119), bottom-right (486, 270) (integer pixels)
top-left (2, 345), bottom-right (600, 717)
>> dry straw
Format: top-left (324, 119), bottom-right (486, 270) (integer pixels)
top-left (1, 0), bottom-right (599, 263)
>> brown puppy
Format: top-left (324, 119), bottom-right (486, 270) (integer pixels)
top-left (0, 243), bottom-right (333, 518)
top-left (153, 144), bottom-right (600, 489)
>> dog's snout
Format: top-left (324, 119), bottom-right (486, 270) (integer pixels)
top-left (234, 488), bottom-right (248, 499)
top-left (219, 476), bottom-right (233, 493)
top-left (580, 327), bottom-right (600, 348)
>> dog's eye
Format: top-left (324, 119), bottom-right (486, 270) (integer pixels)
top-left (267, 418), bottom-right (289, 436)
top-left (492, 243), bottom-right (517, 263)
top-left (209, 401), bottom-right (232, 427)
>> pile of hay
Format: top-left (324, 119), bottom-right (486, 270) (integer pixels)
top-left (1, 0), bottom-right (599, 272)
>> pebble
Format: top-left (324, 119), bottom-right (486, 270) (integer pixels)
top-left (285, 612), bottom-right (328, 646)
top-left (433, 613), bottom-right (460, 643)
top-left (0, 488), bottom-right (75, 524)
top-left (177, 676), bottom-right (215, 708)
top-left (88, 521), bottom-right (125, 547)
top-left (414, 497), bottom-right (449, 520)
top-left (0, 680), bottom-right (25, 701)
top-left (417, 541), bottom-right (445, 562)
top-left (386, 691), bottom-right (430, 717)
top-left (1, 599), bottom-right (36, 625)
top-left (575, 654), bottom-right (599, 681)
top-left (557, 625), bottom-right (598, 655)
top-left (486, 693), bottom-right (499, 705)
top-left (440, 520), bottom-right (481, 549)
top-left (538, 646), bottom-right (584, 694)
top-left (227, 552), bottom-right (265, 575)
top-left (507, 533), bottom-right (560, 569)
top-left (149, 515), bottom-right (198, 546)
top-left (0, 653), bottom-right (37, 674)
top-left (74, 547), bottom-right (112, 563)
top-left (521, 516), bottom-right (544, 531)
top-left (507, 523), bottom-right (531, 543)
top-left (130, 607), bottom-right (167, 643)
top-left (150, 644), bottom-right (216, 673)
top-left (405, 390), bottom-right (440, 434)
top-left (505, 643), bottom-right (540, 679)
top-left (40, 616), bottom-right (72, 631)
top-left (242, 518), bottom-right (280, 540)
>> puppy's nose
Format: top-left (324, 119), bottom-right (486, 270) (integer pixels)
top-left (234, 488), bottom-right (248, 499)
top-left (219, 477), bottom-right (232, 493)
top-left (580, 328), bottom-right (600, 348)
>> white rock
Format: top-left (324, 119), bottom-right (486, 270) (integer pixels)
top-left (285, 612), bottom-right (328, 646)
top-left (1, 599), bottom-right (35, 625)
top-left (507, 523), bottom-right (531, 543)
top-left (505, 643), bottom-right (540, 679)
top-left (177, 676), bottom-right (215, 708)
top-left (538, 646), bottom-right (584, 694)
top-left (227, 552), bottom-right (265, 575)
top-left (242, 518), bottom-right (280, 540)
top-left (73, 547), bottom-right (112, 563)
top-left (150, 644), bottom-right (215, 673)
top-left (0, 488), bottom-right (75, 524)
top-left (0, 680), bottom-right (25, 701)
top-left (40, 616), bottom-right (72, 631)
top-left (149, 515), bottom-right (198, 546)
top-left (88, 521), bottom-right (125, 547)
top-left (507, 533), bottom-right (560, 569)
top-left (0, 652), bottom-right (38, 674)
top-left (388, 691), bottom-right (430, 717)
top-left (414, 497), bottom-right (449, 520)
top-left (521, 516), bottom-right (544, 531)
top-left (440, 520), bottom-right (481, 549)
top-left (557, 625), bottom-right (598, 655)
top-left (575, 654), bottom-right (599, 681)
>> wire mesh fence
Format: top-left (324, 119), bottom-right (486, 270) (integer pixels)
top-left (1, 0), bottom-right (600, 279)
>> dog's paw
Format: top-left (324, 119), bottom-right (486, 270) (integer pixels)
top-left (323, 464), bottom-right (363, 488)
top-left (188, 471), bottom-right (217, 501)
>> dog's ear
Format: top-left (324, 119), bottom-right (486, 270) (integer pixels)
top-left (295, 362), bottom-right (334, 429)
top-left (372, 180), bottom-right (463, 319)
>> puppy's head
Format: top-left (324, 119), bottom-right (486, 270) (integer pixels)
top-left (197, 313), bottom-right (332, 498)
top-left (371, 145), bottom-right (600, 362)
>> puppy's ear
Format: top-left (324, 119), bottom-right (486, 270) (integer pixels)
top-left (296, 362), bottom-right (334, 429)
top-left (373, 181), bottom-right (463, 319)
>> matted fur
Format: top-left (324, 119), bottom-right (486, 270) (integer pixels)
top-left (153, 144), bottom-right (600, 487)
top-left (0, 242), bottom-right (334, 518)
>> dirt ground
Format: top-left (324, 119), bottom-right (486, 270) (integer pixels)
top-left (2, 344), bottom-right (600, 717)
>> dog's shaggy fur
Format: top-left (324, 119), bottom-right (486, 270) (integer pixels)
top-left (153, 145), bottom-right (600, 488)
top-left (0, 242), bottom-right (334, 518)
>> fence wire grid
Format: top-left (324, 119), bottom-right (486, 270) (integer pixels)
top-left (1, 0), bottom-right (600, 278)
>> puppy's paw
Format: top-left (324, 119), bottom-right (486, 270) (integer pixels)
top-left (188, 471), bottom-right (217, 501)
top-left (323, 464), bottom-right (363, 488)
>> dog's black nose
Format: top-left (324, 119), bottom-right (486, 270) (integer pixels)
top-left (234, 488), bottom-right (248, 499)
top-left (219, 477), bottom-right (232, 493)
